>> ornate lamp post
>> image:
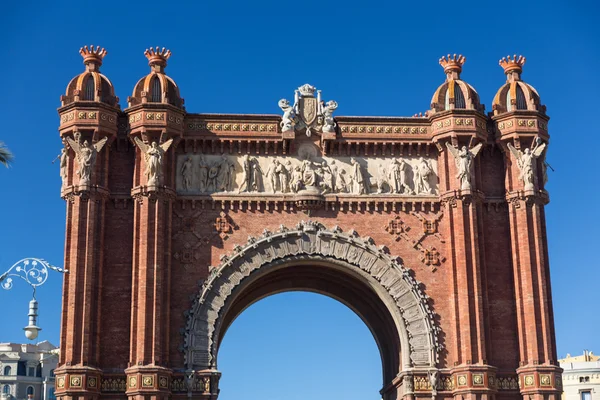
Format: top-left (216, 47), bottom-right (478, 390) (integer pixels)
top-left (0, 258), bottom-right (67, 340)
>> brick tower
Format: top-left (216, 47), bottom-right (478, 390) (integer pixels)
top-left (55, 48), bottom-right (561, 400)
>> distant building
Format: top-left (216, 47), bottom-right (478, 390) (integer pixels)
top-left (0, 342), bottom-right (58, 400)
top-left (560, 351), bottom-right (600, 400)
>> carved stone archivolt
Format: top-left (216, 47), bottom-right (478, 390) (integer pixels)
top-left (183, 221), bottom-right (443, 372)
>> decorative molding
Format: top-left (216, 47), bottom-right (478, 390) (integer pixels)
top-left (101, 377), bottom-right (127, 392)
top-left (340, 125), bottom-right (428, 134)
top-left (184, 221), bottom-right (443, 371)
top-left (87, 376), bottom-right (98, 389)
top-left (70, 375), bottom-right (82, 388)
top-left (186, 121), bottom-right (277, 133)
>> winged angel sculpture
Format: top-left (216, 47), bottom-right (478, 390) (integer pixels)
top-left (134, 137), bottom-right (173, 186)
top-left (66, 136), bottom-right (108, 185)
top-left (507, 139), bottom-right (546, 191)
top-left (445, 143), bottom-right (483, 190)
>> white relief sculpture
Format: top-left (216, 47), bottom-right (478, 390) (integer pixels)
top-left (507, 139), bottom-right (546, 191)
top-left (207, 162), bottom-right (219, 192)
top-left (238, 155), bottom-right (252, 193)
top-left (320, 100), bottom-right (338, 133)
top-left (265, 159), bottom-right (280, 193)
top-left (389, 158), bottom-right (413, 194)
top-left (278, 99), bottom-right (297, 133)
top-left (198, 154), bottom-right (208, 192)
top-left (445, 143), bottom-right (483, 190)
top-left (301, 155), bottom-right (318, 188)
top-left (290, 165), bottom-right (304, 193)
top-left (350, 157), bottom-right (369, 194)
top-left (279, 84), bottom-right (338, 137)
top-left (414, 157), bottom-right (433, 195)
top-left (251, 159), bottom-right (264, 192)
top-left (280, 161), bottom-right (291, 193)
top-left (181, 156), bottom-right (193, 191)
top-left (134, 137), bottom-right (173, 186)
top-left (216, 155), bottom-right (234, 192)
top-left (317, 161), bottom-right (334, 194)
top-left (59, 147), bottom-right (68, 187)
top-left (176, 154), bottom-right (439, 196)
top-left (376, 163), bottom-right (389, 194)
top-left (66, 136), bottom-right (108, 186)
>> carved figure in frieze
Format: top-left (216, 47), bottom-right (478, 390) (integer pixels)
top-left (278, 99), bottom-right (297, 133)
top-left (216, 155), bottom-right (234, 192)
top-left (59, 147), bottom-right (68, 187)
top-left (290, 166), bottom-right (304, 193)
top-left (238, 155), bottom-right (252, 193)
top-left (507, 139), bottom-right (546, 191)
top-left (181, 156), bottom-right (193, 191)
top-left (389, 158), bottom-right (413, 194)
top-left (446, 143), bottom-right (483, 190)
top-left (376, 163), bottom-right (389, 194)
top-left (251, 158), bottom-right (264, 192)
top-left (198, 154), bottom-right (208, 192)
top-left (237, 155), bottom-right (264, 193)
top-left (265, 159), bottom-right (281, 193)
top-left (413, 157), bottom-right (433, 195)
top-left (350, 157), bottom-right (369, 194)
top-left (280, 160), bottom-right (291, 193)
top-left (320, 100), bottom-right (338, 133)
top-left (301, 156), bottom-right (318, 187)
top-left (317, 160), bottom-right (334, 194)
top-left (66, 136), bottom-right (108, 186)
top-left (134, 137), bottom-right (173, 186)
top-left (208, 162), bottom-right (219, 192)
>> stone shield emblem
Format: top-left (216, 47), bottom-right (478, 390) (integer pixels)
top-left (299, 96), bottom-right (318, 126)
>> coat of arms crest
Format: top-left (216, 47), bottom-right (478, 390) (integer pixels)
top-left (278, 84), bottom-right (338, 137)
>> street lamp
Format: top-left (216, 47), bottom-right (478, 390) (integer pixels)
top-left (0, 258), bottom-right (67, 340)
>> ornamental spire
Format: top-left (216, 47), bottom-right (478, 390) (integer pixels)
top-left (79, 45), bottom-right (107, 71)
top-left (144, 46), bottom-right (171, 72)
top-left (499, 54), bottom-right (526, 81)
top-left (439, 54), bottom-right (465, 80)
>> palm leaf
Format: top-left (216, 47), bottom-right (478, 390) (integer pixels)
top-left (0, 141), bottom-right (13, 167)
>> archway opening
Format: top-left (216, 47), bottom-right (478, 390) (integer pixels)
top-left (218, 291), bottom-right (383, 400)
top-left (186, 224), bottom-right (440, 400)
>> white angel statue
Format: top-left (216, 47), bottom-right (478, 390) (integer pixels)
top-left (66, 136), bottom-right (108, 185)
top-left (134, 137), bottom-right (173, 186)
top-left (507, 139), bottom-right (546, 191)
top-left (445, 142), bottom-right (483, 190)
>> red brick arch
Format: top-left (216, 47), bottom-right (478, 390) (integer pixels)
top-left (184, 221), bottom-right (442, 382)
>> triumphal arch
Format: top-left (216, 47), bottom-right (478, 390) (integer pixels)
top-left (54, 46), bottom-right (561, 400)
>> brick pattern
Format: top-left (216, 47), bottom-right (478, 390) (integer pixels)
top-left (55, 80), bottom-right (560, 400)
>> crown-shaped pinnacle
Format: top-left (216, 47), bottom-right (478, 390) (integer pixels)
top-left (79, 45), bottom-right (107, 67)
top-left (499, 54), bottom-right (526, 74)
top-left (439, 54), bottom-right (466, 75)
top-left (144, 47), bottom-right (172, 68)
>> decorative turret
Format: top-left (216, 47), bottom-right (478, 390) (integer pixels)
top-left (430, 54), bottom-right (484, 114)
top-left (61, 45), bottom-right (119, 107)
top-left (128, 47), bottom-right (184, 108)
top-left (492, 55), bottom-right (545, 115)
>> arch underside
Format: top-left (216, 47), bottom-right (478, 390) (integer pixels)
top-left (184, 222), bottom-right (441, 382)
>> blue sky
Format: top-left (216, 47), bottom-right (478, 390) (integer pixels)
top-left (1, 0), bottom-right (599, 398)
